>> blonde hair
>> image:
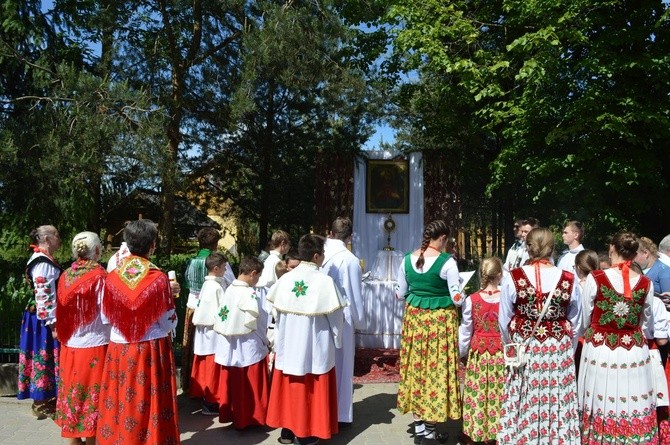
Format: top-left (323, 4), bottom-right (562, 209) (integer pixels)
top-left (71, 231), bottom-right (102, 261)
top-left (638, 236), bottom-right (659, 258)
top-left (479, 257), bottom-right (503, 289)
top-left (526, 227), bottom-right (554, 260)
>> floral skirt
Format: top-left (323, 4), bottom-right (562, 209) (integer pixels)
top-left (18, 310), bottom-right (59, 401)
top-left (397, 305), bottom-right (461, 422)
top-left (55, 344), bottom-right (107, 437)
top-left (96, 337), bottom-right (180, 445)
top-left (266, 367), bottom-right (338, 439)
top-left (498, 334), bottom-right (580, 445)
top-left (462, 349), bottom-right (505, 442)
top-left (578, 341), bottom-right (658, 444)
top-left (217, 358), bottom-right (269, 429)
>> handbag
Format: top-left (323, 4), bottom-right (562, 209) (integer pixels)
top-left (504, 288), bottom-right (556, 371)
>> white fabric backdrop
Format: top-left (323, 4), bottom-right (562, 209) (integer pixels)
top-left (351, 151), bottom-right (424, 273)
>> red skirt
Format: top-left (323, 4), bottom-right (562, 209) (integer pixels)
top-left (189, 354), bottom-right (220, 403)
top-left (96, 337), bottom-right (180, 445)
top-left (266, 367), bottom-right (338, 439)
top-left (55, 343), bottom-right (107, 438)
top-left (217, 358), bottom-right (269, 429)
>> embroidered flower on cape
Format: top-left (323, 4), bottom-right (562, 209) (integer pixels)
top-left (621, 334), bottom-right (632, 345)
top-left (218, 306), bottom-right (229, 322)
top-left (594, 332), bottom-right (604, 342)
top-left (292, 280), bottom-right (308, 297)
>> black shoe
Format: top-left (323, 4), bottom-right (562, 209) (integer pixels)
top-left (413, 434), bottom-right (425, 445)
top-left (278, 428), bottom-right (296, 444)
top-left (422, 431), bottom-right (449, 444)
top-left (338, 421), bottom-right (352, 429)
top-left (296, 437), bottom-right (319, 445)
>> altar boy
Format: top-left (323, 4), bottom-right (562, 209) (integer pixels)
top-left (213, 256), bottom-right (270, 429)
top-left (266, 234), bottom-right (347, 445)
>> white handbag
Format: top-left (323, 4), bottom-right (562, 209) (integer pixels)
top-left (504, 289), bottom-right (556, 372)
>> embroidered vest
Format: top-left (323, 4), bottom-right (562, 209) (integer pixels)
top-left (508, 267), bottom-right (574, 342)
top-left (583, 269), bottom-right (650, 351)
top-left (470, 292), bottom-right (503, 354)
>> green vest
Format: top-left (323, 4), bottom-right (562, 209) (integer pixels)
top-left (185, 248), bottom-right (211, 293)
top-left (404, 252), bottom-right (454, 309)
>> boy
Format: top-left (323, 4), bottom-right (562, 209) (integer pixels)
top-left (266, 234), bottom-right (347, 445)
top-left (190, 252), bottom-right (228, 415)
top-left (213, 256), bottom-right (270, 429)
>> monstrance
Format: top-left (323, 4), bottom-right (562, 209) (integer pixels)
top-left (383, 213), bottom-right (396, 251)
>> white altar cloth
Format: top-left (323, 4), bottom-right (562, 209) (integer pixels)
top-left (355, 280), bottom-right (405, 349)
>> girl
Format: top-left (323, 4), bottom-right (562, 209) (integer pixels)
top-left (459, 257), bottom-right (505, 445)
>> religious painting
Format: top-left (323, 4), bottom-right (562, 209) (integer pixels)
top-left (366, 159), bottom-right (409, 213)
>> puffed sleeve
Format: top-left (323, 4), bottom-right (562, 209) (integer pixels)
top-left (498, 273), bottom-right (516, 344)
top-left (395, 260), bottom-right (408, 298)
top-left (640, 281), bottom-right (655, 337)
top-left (566, 274), bottom-right (583, 348)
top-left (581, 274), bottom-right (598, 331)
top-left (31, 261), bottom-right (59, 324)
top-left (440, 257), bottom-right (463, 306)
top-left (459, 296), bottom-right (474, 358)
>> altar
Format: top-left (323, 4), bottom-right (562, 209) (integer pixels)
top-left (355, 249), bottom-right (406, 349)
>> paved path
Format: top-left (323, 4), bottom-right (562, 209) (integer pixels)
top-left (0, 383), bottom-right (464, 444)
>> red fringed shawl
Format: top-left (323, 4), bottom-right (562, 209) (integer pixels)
top-left (56, 260), bottom-right (106, 344)
top-left (103, 255), bottom-right (174, 343)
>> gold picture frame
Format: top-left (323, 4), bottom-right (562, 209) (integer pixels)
top-left (366, 159), bottom-right (409, 213)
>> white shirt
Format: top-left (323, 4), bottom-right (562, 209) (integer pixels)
top-left (645, 296), bottom-right (669, 340)
top-left (557, 244), bottom-right (585, 273)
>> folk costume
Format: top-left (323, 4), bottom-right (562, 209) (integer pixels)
top-left (458, 291), bottom-right (505, 443)
top-left (395, 252), bottom-right (463, 423)
top-left (54, 260), bottom-right (109, 438)
top-left (266, 262), bottom-right (347, 441)
top-left (18, 248), bottom-right (62, 405)
top-left (213, 279), bottom-right (271, 429)
top-left (497, 263), bottom-right (582, 445)
top-left (96, 255), bottom-right (180, 445)
top-left (190, 275), bottom-right (226, 405)
top-left (578, 266), bottom-right (659, 444)
top-left (321, 237), bottom-right (365, 424)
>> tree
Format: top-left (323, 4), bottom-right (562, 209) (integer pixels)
top-left (192, 0), bottom-right (379, 249)
top-left (388, 0), bottom-right (670, 246)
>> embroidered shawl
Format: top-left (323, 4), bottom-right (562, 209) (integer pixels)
top-left (56, 260), bottom-right (106, 343)
top-left (103, 255), bottom-right (174, 342)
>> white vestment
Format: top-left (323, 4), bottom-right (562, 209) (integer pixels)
top-left (321, 238), bottom-right (364, 423)
top-left (267, 262), bottom-right (346, 376)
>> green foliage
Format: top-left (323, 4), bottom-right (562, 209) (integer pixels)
top-left (387, 0), bottom-right (670, 246)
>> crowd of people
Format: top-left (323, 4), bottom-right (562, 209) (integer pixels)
top-left (16, 217), bottom-right (670, 445)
